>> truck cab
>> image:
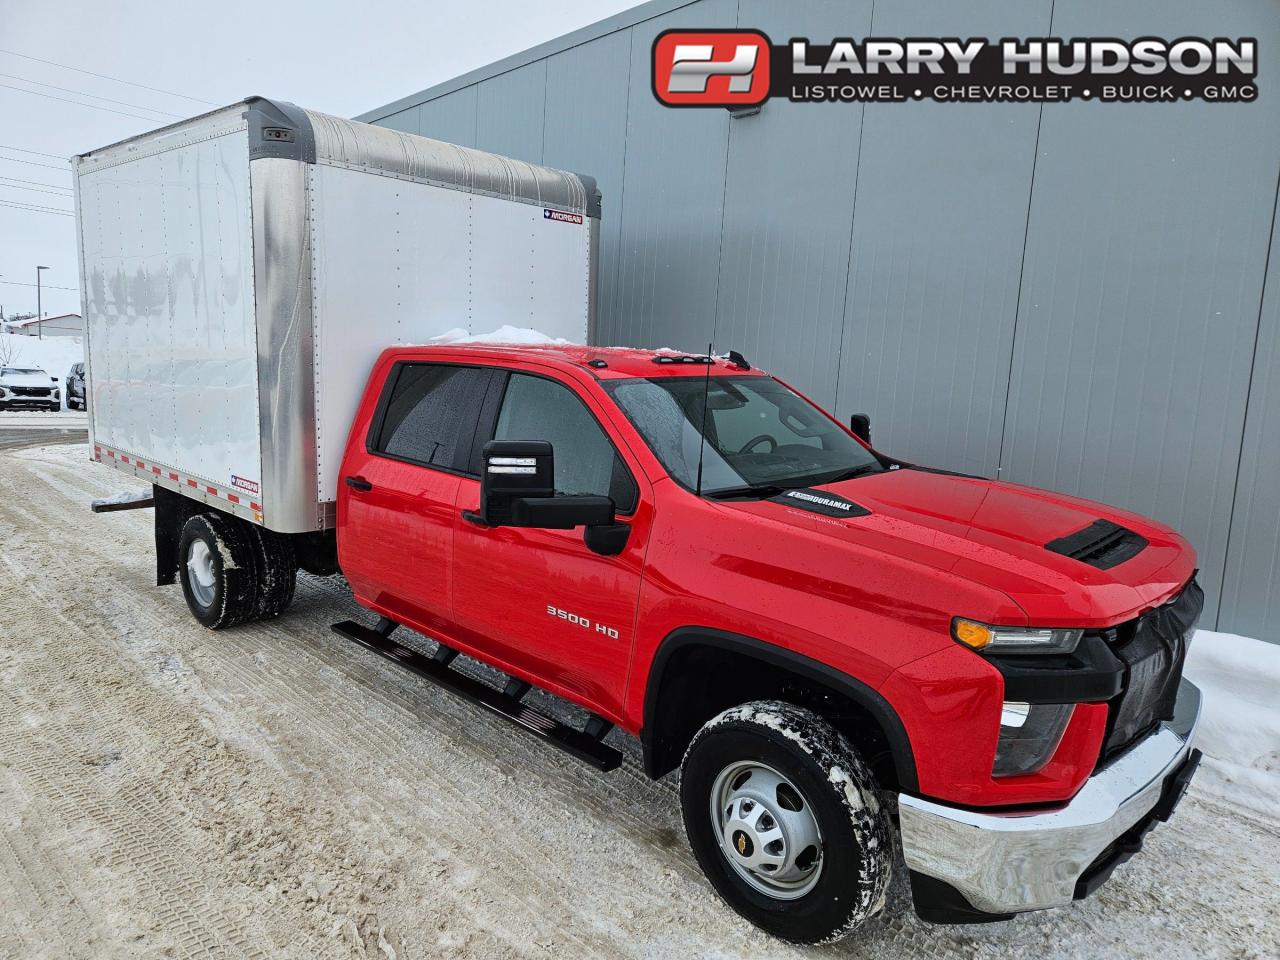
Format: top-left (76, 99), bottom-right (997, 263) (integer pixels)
top-left (329, 342), bottom-right (1203, 943)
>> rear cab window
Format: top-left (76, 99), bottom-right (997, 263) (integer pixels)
top-left (368, 363), bottom-right (499, 475)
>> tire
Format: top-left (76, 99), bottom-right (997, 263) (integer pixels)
top-left (178, 513), bottom-right (258, 629)
top-left (245, 523), bottom-right (296, 620)
top-left (680, 701), bottom-right (892, 944)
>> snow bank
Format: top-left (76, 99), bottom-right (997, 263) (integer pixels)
top-left (0, 332), bottom-right (83, 378)
top-left (426, 325), bottom-right (578, 346)
top-left (1183, 629), bottom-right (1280, 818)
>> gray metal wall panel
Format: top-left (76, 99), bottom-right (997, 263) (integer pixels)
top-left (1001, 0), bottom-right (1280, 624)
top-left (835, 0), bottom-right (1052, 476)
top-left (713, 0), bottom-right (870, 405)
top-left (376, 107), bottom-right (421, 135)
top-left (1221, 181), bottom-right (1280, 641)
top-left (542, 30), bottom-right (633, 340)
top-left (475, 61), bottom-right (548, 163)
top-left (606, 0), bottom-right (735, 350)
top-left (418, 86), bottom-right (478, 147)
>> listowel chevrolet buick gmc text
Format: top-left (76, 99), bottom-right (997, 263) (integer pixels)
top-left (77, 101), bottom-right (1203, 944)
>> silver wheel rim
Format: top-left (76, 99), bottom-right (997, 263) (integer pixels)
top-left (709, 760), bottom-right (823, 900)
top-left (186, 538), bottom-right (217, 609)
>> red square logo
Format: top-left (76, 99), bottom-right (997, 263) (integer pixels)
top-left (652, 30), bottom-right (772, 107)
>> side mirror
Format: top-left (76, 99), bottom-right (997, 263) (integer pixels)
top-left (479, 440), bottom-right (616, 530)
top-left (849, 413), bottom-right (871, 444)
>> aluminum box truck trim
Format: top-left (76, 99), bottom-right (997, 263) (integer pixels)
top-left (74, 97), bottom-right (600, 533)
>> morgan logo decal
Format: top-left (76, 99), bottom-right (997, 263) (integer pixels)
top-left (652, 30), bottom-right (772, 106)
top-left (231, 475), bottom-right (260, 494)
top-left (544, 208), bottom-right (584, 225)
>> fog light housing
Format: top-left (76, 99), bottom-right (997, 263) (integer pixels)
top-left (993, 701), bottom-right (1074, 777)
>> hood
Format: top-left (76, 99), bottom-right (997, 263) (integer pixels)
top-left (0, 370), bottom-right (55, 389)
top-left (715, 468), bottom-right (1194, 627)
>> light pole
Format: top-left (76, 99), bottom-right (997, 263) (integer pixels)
top-left (36, 266), bottom-right (49, 340)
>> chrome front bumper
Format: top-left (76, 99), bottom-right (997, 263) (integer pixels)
top-left (899, 679), bottom-right (1202, 918)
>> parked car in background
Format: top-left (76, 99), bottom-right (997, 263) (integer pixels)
top-left (66, 362), bottom-right (86, 410)
top-left (0, 366), bottom-right (60, 411)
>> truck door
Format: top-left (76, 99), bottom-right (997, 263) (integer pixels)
top-left (452, 370), bottom-right (650, 720)
top-left (339, 362), bottom-right (501, 634)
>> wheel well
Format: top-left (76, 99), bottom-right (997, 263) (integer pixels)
top-left (153, 488), bottom-right (336, 582)
top-left (642, 631), bottom-right (917, 793)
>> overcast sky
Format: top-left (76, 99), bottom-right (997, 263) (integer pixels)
top-left (0, 0), bottom-right (638, 319)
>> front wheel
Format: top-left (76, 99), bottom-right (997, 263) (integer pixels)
top-left (680, 701), bottom-right (892, 944)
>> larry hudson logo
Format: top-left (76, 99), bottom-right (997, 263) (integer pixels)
top-left (544, 208), bottom-right (584, 224)
top-left (652, 31), bottom-right (1258, 105)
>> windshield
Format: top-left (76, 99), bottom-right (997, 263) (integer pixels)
top-left (2, 368), bottom-right (44, 375)
top-left (605, 376), bottom-right (883, 496)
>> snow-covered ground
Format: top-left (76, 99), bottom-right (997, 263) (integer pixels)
top-left (1183, 631), bottom-right (1280, 819)
top-left (0, 441), bottom-right (1276, 960)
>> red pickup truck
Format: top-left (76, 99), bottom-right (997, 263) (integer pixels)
top-left (165, 343), bottom-right (1204, 944)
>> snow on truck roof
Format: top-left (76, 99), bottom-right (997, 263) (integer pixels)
top-left (389, 327), bottom-right (768, 379)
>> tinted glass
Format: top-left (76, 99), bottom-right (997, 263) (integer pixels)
top-left (606, 376), bottom-right (882, 495)
top-left (373, 364), bottom-right (491, 472)
top-left (494, 374), bottom-right (637, 513)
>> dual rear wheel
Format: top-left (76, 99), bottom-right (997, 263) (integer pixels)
top-left (178, 512), bottom-right (296, 629)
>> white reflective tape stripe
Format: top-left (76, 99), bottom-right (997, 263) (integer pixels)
top-left (488, 466), bottom-right (537, 474)
top-left (489, 457), bottom-right (537, 466)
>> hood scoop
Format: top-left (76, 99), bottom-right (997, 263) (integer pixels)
top-left (769, 488), bottom-right (870, 519)
top-left (1045, 519), bottom-right (1148, 570)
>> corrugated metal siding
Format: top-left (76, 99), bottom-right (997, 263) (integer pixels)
top-left (605, 0), bottom-right (736, 350)
top-left (713, 0), bottom-right (870, 405)
top-left (476, 61), bottom-right (547, 163)
top-left (419, 86), bottom-right (478, 147)
top-left (367, 0), bottom-right (1280, 640)
top-left (1000, 0), bottom-right (1280, 624)
top-left (376, 106), bottom-right (420, 135)
top-left (836, 0), bottom-right (1051, 476)
top-left (1220, 178), bottom-right (1280, 639)
top-left (542, 30), bottom-right (634, 338)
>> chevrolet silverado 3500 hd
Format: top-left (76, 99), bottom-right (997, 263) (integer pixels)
top-left (78, 103), bottom-right (1202, 944)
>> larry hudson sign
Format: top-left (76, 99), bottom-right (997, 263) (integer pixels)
top-left (652, 32), bottom-right (1258, 106)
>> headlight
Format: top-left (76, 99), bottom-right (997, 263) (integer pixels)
top-left (53, 388), bottom-right (60, 398)
top-left (993, 701), bottom-right (1074, 777)
top-left (952, 618), bottom-right (1083, 655)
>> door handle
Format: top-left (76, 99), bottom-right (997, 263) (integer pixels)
top-left (345, 475), bottom-right (373, 492)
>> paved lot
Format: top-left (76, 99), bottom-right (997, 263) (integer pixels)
top-left (0, 440), bottom-right (1277, 960)
top-left (0, 410), bottom-right (88, 450)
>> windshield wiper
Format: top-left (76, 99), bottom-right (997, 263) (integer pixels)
top-left (706, 483), bottom-right (798, 501)
top-left (813, 463), bottom-right (883, 485)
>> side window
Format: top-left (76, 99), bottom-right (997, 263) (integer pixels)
top-left (371, 363), bottom-right (491, 472)
top-left (494, 374), bottom-right (638, 513)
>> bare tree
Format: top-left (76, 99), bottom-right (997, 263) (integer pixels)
top-left (0, 332), bottom-right (21, 368)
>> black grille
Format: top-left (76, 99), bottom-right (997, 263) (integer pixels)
top-left (1101, 577), bottom-right (1203, 761)
top-left (10, 386), bottom-right (52, 398)
top-left (1046, 519), bottom-right (1148, 570)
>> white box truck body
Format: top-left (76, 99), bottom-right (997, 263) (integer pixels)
top-left (74, 98), bottom-right (599, 534)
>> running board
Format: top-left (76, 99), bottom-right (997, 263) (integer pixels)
top-left (330, 619), bottom-right (623, 772)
